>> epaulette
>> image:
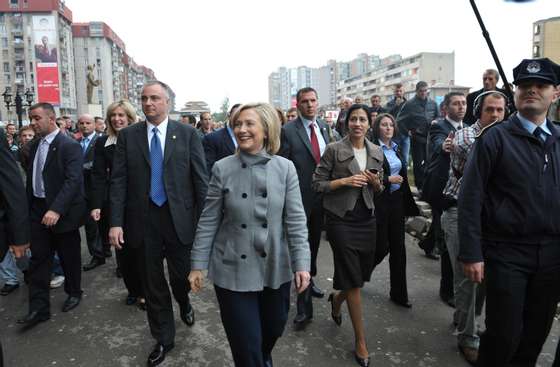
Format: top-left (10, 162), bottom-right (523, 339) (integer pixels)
top-left (475, 120), bottom-right (501, 138)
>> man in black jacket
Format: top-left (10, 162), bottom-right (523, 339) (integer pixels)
top-left (18, 102), bottom-right (86, 327)
top-left (464, 69), bottom-right (508, 126)
top-left (279, 87), bottom-right (331, 331)
top-left (459, 58), bottom-right (560, 367)
top-left (202, 104), bottom-right (240, 174)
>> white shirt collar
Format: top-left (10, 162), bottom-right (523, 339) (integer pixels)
top-left (445, 116), bottom-right (462, 130)
top-left (147, 116), bottom-right (169, 134)
top-left (42, 128), bottom-right (60, 144)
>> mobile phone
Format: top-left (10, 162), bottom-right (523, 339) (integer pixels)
top-left (368, 168), bottom-right (378, 174)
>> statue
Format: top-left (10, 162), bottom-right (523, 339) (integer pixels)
top-left (86, 64), bottom-right (100, 104)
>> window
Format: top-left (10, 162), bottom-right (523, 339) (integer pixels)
top-left (10, 0), bottom-right (18, 6)
top-left (534, 24), bottom-right (540, 35)
top-left (533, 45), bottom-right (541, 58)
top-left (1, 38), bottom-right (7, 48)
top-left (3, 62), bottom-right (9, 72)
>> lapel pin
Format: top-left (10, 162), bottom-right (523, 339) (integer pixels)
top-left (173, 135), bottom-right (176, 139)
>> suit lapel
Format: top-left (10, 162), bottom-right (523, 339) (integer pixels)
top-left (164, 121), bottom-right (177, 166)
top-left (137, 121), bottom-right (150, 167)
top-left (338, 137), bottom-right (361, 175)
top-left (295, 118), bottom-right (315, 160)
top-left (223, 127), bottom-right (235, 154)
top-left (43, 132), bottom-right (61, 170)
top-left (317, 120), bottom-right (330, 145)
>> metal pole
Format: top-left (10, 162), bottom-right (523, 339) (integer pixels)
top-left (469, 0), bottom-right (515, 103)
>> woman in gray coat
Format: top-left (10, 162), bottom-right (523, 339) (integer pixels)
top-left (313, 103), bottom-right (384, 367)
top-left (188, 102), bottom-right (311, 367)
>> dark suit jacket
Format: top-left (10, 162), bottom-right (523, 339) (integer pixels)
top-left (202, 127), bottom-right (236, 174)
top-left (374, 141), bottom-right (419, 217)
top-left (90, 135), bottom-right (115, 210)
top-left (278, 117), bottom-right (331, 216)
top-left (110, 120), bottom-right (209, 247)
top-left (78, 133), bottom-right (98, 196)
top-left (0, 130), bottom-right (29, 258)
top-left (26, 131), bottom-right (86, 233)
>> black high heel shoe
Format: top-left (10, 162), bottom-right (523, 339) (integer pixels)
top-left (354, 352), bottom-right (370, 367)
top-left (327, 293), bottom-right (342, 326)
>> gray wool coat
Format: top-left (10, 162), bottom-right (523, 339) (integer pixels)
top-left (191, 150), bottom-right (311, 292)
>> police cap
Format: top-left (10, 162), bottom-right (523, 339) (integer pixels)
top-left (513, 58), bottom-right (560, 86)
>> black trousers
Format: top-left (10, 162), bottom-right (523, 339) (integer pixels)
top-left (97, 203), bottom-right (114, 259)
top-left (375, 190), bottom-right (408, 302)
top-left (143, 201), bottom-right (191, 346)
top-left (478, 241), bottom-right (560, 367)
top-left (410, 134), bottom-right (426, 190)
top-left (116, 245), bottom-right (144, 298)
top-left (84, 199), bottom-right (103, 260)
top-left (296, 199), bottom-right (323, 318)
top-left (215, 282), bottom-right (291, 367)
top-left (28, 198), bottom-right (82, 315)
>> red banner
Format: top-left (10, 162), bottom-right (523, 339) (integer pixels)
top-left (36, 63), bottom-right (60, 105)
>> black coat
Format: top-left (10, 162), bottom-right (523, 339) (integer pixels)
top-left (373, 141), bottom-right (419, 217)
top-left (78, 133), bottom-right (98, 196)
top-left (202, 127), bottom-right (236, 175)
top-left (26, 131), bottom-right (86, 233)
top-left (278, 117), bottom-right (330, 216)
top-left (459, 116), bottom-right (560, 263)
top-left (0, 130), bottom-right (29, 258)
top-left (110, 120), bottom-right (209, 247)
top-left (90, 135), bottom-right (115, 210)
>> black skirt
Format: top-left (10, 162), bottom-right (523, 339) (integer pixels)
top-left (326, 196), bottom-right (376, 290)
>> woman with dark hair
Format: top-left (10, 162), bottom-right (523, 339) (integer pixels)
top-left (371, 113), bottom-right (419, 308)
top-left (313, 104), bottom-right (384, 367)
top-left (90, 100), bottom-right (146, 309)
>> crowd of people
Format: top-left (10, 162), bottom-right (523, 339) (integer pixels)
top-left (0, 57), bottom-right (560, 367)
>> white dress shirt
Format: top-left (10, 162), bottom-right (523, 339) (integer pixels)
top-left (147, 117), bottom-right (169, 154)
top-left (32, 128), bottom-right (60, 198)
top-left (301, 117), bottom-right (326, 156)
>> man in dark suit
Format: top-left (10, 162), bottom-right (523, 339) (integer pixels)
top-left (0, 129), bottom-right (30, 367)
top-left (279, 87), bottom-right (331, 330)
top-left (109, 81), bottom-right (208, 367)
top-left (422, 92), bottom-right (466, 307)
top-left (464, 69), bottom-right (508, 125)
top-left (17, 103), bottom-right (86, 328)
top-left (77, 114), bottom-right (105, 271)
top-left (202, 103), bottom-right (240, 174)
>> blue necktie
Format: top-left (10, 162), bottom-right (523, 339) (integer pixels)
top-left (150, 127), bottom-right (167, 206)
top-left (533, 126), bottom-right (546, 142)
top-left (81, 137), bottom-right (89, 155)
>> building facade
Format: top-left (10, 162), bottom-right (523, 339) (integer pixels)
top-left (0, 0), bottom-right (77, 121)
top-left (533, 17), bottom-right (560, 64)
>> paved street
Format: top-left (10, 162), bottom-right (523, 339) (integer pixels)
top-left (1, 233), bottom-right (559, 367)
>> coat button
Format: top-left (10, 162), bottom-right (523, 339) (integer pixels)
top-left (241, 224), bottom-right (247, 229)
top-left (241, 254), bottom-right (247, 259)
top-left (261, 252), bottom-right (267, 258)
top-left (241, 163), bottom-right (247, 168)
top-left (262, 222), bottom-right (268, 228)
top-left (262, 192), bottom-right (267, 198)
top-left (242, 193), bottom-right (247, 198)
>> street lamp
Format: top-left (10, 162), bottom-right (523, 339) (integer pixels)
top-left (2, 87), bottom-right (35, 129)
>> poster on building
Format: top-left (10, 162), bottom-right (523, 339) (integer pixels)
top-left (32, 15), bottom-right (60, 105)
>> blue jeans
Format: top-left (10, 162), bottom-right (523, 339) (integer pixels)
top-left (52, 252), bottom-right (64, 276)
top-left (0, 251), bottom-right (19, 285)
top-left (394, 134), bottom-right (410, 168)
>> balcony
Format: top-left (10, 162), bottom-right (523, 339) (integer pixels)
top-left (14, 53), bottom-right (24, 61)
top-left (11, 28), bottom-right (23, 37)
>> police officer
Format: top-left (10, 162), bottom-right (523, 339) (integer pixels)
top-left (458, 57), bottom-right (560, 367)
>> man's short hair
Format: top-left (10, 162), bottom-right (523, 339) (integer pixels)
top-left (483, 69), bottom-right (500, 82)
top-left (142, 80), bottom-right (171, 99)
top-left (416, 81), bottom-right (428, 91)
top-left (94, 116), bottom-right (104, 122)
top-left (29, 102), bottom-right (56, 117)
top-left (287, 107), bottom-right (297, 114)
top-left (370, 94), bottom-right (380, 100)
top-left (19, 125), bottom-right (34, 133)
top-left (394, 83), bottom-right (403, 89)
top-left (443, 92), bottom-right (465, 108)
top-left (296, 87), bottom-right (317, 103)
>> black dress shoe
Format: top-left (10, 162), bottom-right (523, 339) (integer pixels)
top-left (62, 296), bottom-right (81, 312)
top-left (424, 249), bottom-right (440, 260)
top-left (327, 293), bottom-right (342, 326)
top-left (17, 311), bottom-right (50, 328)
top-left (147, 343), bottom-right (174, 367)
top-left (390, 297), bottom-right (412, 308)
top-left (354, 352), bottom-right (370, 367)
top-left (0, 283), bottom-right (19, 296)
top-left (180, 304), bottom-right (195, 326)
top-left (83, 257), bottom-right (105, 271)
top-left (310, 283), bottom-right (325, 298)
top-left (293, 313), bottom-right (311, 331)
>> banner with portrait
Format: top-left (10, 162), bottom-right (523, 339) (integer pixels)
top-left (32, 15), bottom-right (60, 105)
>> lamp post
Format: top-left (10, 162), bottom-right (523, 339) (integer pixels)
top-left (2, 87), bottom-right (35, 129)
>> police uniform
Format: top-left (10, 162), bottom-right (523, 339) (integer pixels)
top-left (458, 58), bottom-right (560, 367)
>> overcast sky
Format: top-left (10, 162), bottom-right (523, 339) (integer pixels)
top-left (69, 0), bottom-right (557, 111)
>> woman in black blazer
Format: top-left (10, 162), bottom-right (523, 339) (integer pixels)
top-left (371, 113), bottom-right (419, 308)
top-left (90, 100), bottom-right (145, 308)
